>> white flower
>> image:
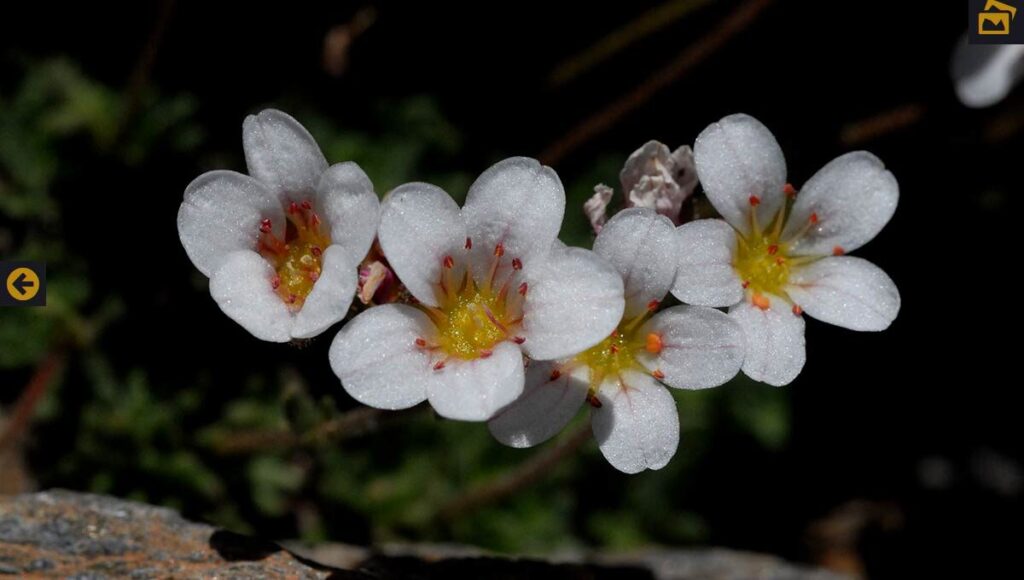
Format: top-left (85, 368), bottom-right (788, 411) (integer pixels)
top-left (488, 209), bottom-right (745, 473)
top-left (951, 38), bottom-right (1024, 108)
top-left (329, 158), bottom-right (625, 421)
top-left (178, 109), bottom-right (380, 342)
top-left (672, 114), bottom-right (901, 386)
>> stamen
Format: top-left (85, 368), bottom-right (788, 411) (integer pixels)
top-left (518, 282), bottom-right (528, 296)
top-left (415, 338), bottom-right (427, 347)
top-left (833, 246), bottom-right (845, 256)
top-left (742, 280), bottom-right (751, 289)
top-left (792, 304), bottom-right (803, 316)
top-left (645, 333), bottom-right (663, 354)
top-left (433, 360), bottom-right (446, 371)
top-left (271, 275), bottom-right (281, 290)
top-left (494, 243), bottom-right (505, 257)
top-left (311, 246), bottom-right (322, 257)
top-left (586, 393), bottom-right (603, 408)
top-left (550, 369), bottom-right (562, 381)
top-left (513, 336), bottom-right (526, 344)
top-left (784, 183), bottom-right (798, 197)
top-left (767, 244), bottom-right (779, 255)
top-left (652, 369), bottom-right (666, 380)
top-left (301, 200), bottom-right (312, 210)
top-left (646, 299), bottom-right (660, 311)
top-left (260, 218), bottom-right (272, 233)
top-left (809, 212), bottom-right (819, 224)
top-left (511, 258), bottom-right (523, 270)
top-left (752, 293), bottom-right (770, 310)
top-left (749, 195), bottom-right (761, 206)
top-left (465, 237), bottom-right (473, 250)
top-left (443, 255), bottom-right (455, 269)
top-left (479, 349), bottom-right (493, 359)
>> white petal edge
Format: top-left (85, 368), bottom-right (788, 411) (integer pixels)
top-left (693, 113), bottom-right (787, 236)
top-left (316, 162), bottom-right (380, 268)
top-left (378, 182), bottom-right (467, 307)
top-left (786, 256), bottom-right (900, 332)
top-left (593, 208), bottom-right (679, 317)
top-left (209, 250), bottom-right (293, 343)
top-left (729, 296), bottom-right (805, 386)
top-left (242, 109), bottom-right (328, 199)
top-left (521, 246), bottom-right (624, 361)
top-left (639, 305), bottom-right (745, 390)
top-left (426, 341), bottom-right (525, 422)
top-left (462, 157), bottom-right (565, 283)
top-left (290, 245), bottom-right (358, 339)
top-left (488, 361), bottom-right (588, 448)
top-left (671, 219), bottom-right (744, 308)
top-left (951, 40), bottom-right (1024, 108)
top-left (783, 152), bottom-right (898, 256)
top-left (329, 304), bottom-right (433, 410)
top-left (591, 370), bottom-right (679, 474)
top-left (178, 170), bottom-right (283, 277)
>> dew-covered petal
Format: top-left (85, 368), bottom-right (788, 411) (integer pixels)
top-left (729, 296), bottom-right (805, 386)
top-left (378, 182), bottom-right (467, 307)
top-left (426, 341), bottom-right (525, 422)
top-left (520, 246), bottom-right (624, 361)
top-left (242, 109), bottom-right (328, 198)
top-left (290, 245), bottom-right (358, 339)
top-left (329, 304), bottom-right (433, 410)
top-left (591, 370), bottom-right (679, 474)
top-left (693, 114), bottom-right (787, 236)
top-left (783, 152), bottom-right (898, 256)
top-left (209, 250), bottom-right (293, 343)
top-left (316, 162), bottom-right (380, 267)
top-left (593, 208), bottom-right (679, 317)
top-left (488, 361), bottom-right (589, 448)
top-left (786, 256), bottom-right (900, 332)
top-left (639, 305), bottom-right (745, 390)
top-left (671, 219), bottom-right (744, 308)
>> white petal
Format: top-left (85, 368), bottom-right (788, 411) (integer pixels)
top-left (786, 257), bottom-right (900, 332)
top-left (591, 370), bottom-right (679, 474)
top-left (783, 152), bottom-right (898, 256)
top-left (177, 170), bottom-right (283, 277)
top-left (488, 361), bottom-right (588, 448)
top-left (593, 208), bottom-right (679, 317)
top-left (209, 250), bottom-right (293, 343)
top-left (242, 109), bottom-right (327, 198)
top-left (729, 296), bottom-right (805, 386)
top-left (521, 246), bottom-right (624, 361)
top-left (671, 219), bottom-right (744, 307)
top-left (693, 114), bottom-right (787, 236)
top-left (329, 304), bottom-right (432, 410)
top-left (378, 182), bottom-right (467, 307)
top-left (316, 162), bottom-right (380, 267)
top-left (426, 341), bottom-right (525, 421)
top-left (639, 305), bottom-right (745, 390)
top-left (951, 40), bottom-right (1024, 108)
top-left (462, 157), bottom-right (565, 282)
top-left (290, 245), bottom-right (358, 339)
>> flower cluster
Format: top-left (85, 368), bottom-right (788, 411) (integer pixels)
top-left (178, 110), bottom-right (900, 473)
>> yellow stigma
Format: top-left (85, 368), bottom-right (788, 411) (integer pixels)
top-left (434, 289), bottom-right (510, 359)
top-left (258, 201), bottom-right (331, 309)
top-left (575, 310), bottom-right (656, 394)
top-left (734, 232), bottom-right (791, 298)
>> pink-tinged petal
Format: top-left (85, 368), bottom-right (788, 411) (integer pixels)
top-left (729, 296), bottom-right (805, 386)
top-left (593, 208), bottom-right (678, 317)
top-left (329, 304), bottom-right (432, 410)
top-left (584, 184), bottom-right (613, 234)
top-left (786, 257), bottom-right (900, 332)
top-left (316, 162), bottom-right (380, 268)
top-left (462, 157), bottom-right (565, 283)
top-left (242, 109), bottom-right (328, 198)
top-left (639, 305), bottom-right (745, 390)
top-left (488, 361), bottom-right (588, 448)
top-left (209, 250), bottom-right (293, 343)
top-left (693, 114), bottom-right (787, 236)
top-left (378, 182), bottom-right (467, 307)
top-left (783, 152), bottom-right (898, 256)
top-left (521, 246), bottom-right (624, 361)
top-left (178, 170), bottom-right (283, 277)
top-left (591, 370), bottom-right (679, 474)
top-left (426, 341), bottom-right (525, 421)
top-left (290, 245), bottom-right (358, 339)
top-left (672, 219), bottom-right (744, 308)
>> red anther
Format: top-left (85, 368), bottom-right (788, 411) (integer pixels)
top-left (415, 338), bottom-right (427, 347)
top-left (609, 344), bottom-right (620, 354)
top-left (309, 271), bottom-right (320, 282)
top-left (271, 275), bottom-right (281, 290)
top-left (289, 201), bottom-right (300, 214)
top-left (465, 237), bottom-right (473, 250)
top-left (586, 393), bottom-right (603, 408)
top-left (832, 246), bottom-right (845, 256)
top-left (443, 255), bottom-right (455, 269)
top-left (512, 258), bottom-right (523, 270)
top-left (311, 246), bottom-right (322, 257)
top-left (433, 360), bottom-right (446, 371)
top-left (783, 183), bottom-right (798, 197)
top-left (287, 293), bottom-right (298, 304)
top-left (549, 369), bottom-right (562, 381)
top-left (479, 349), bottom-right (493, 359)
top-left (518, 282), bottom-right (528, 295)
top-left (301, 200), bottom-right (312, 210)
top-left (513, 336), bottom-right (526, 344)
top-left (742, 280), bottom-right (751, 289)
top-left (767, 244), bottom-right (779, 255)
top-left (645, 333), bottom-right (663, 354)
top-left (310, 213), bottom-right (321, 227)
top-left (652, 369), bottom-right (666, 380)
top-left (809, 212), bottom-right (819, 224)
top-left (647, 299), bottom-right (660, 311)
top-left (260, 218), bottom-right (272, 233)
top-left (752, 293), bottom-right (770, 310)
top-left (792, 304), bottom-right (803, 316)
top-left (611, 329), bottom-right (619, 337)
top-left (494, 243), bottom-right (505, 257)
top-left (749, 195), bottom-right (761, 206)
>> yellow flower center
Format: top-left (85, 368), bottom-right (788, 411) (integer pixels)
top-left (574, 305), bottom-right (664, 397)
top-left (257, 200), bottom-right (331, 309)
top-left (734, 231), bottom-right (791, 299)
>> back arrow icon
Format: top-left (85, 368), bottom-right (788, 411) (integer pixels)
top-left (12, 272), bottom-right (35, 295)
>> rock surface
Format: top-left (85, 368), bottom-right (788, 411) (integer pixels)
top-left (0, 490), bottom-right (849, 579)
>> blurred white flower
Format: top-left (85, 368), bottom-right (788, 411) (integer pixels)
top-left (672, 114), bottom-right (900, 386)
top-left (329, 158), bottom-right (624, 422)
top-left (951, 36), bottom-right (1024, 108)
top-left (489, 209), bottom-right (745, 473)
top-left (178, 109), bottom-right (380, 342)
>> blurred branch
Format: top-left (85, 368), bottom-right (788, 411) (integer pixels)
top-left (0, 349), bottom-right (66, 454)
top-left (435, 422), bottom-right (591, 522)
top-left (839, 103), bottom-right (925, 146)
top-left (540, 0), bottom-right (776, 166)
top-left (119, 0), bottom-right (177, 141)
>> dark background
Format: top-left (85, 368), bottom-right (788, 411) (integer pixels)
top-left (1, 1), bottom-right (1019, 577)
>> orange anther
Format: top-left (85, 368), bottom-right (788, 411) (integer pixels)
top-left (783, 183), bottom-right (797, 197)
top-left (767, 244), bottom-right (779, 255)
top-left (443, 255), bottom-right (454, 269)
top-left (586, 393), bottom-right (603, 408)
top-left (645, 333), bottom-right (663, 354)
top-left (480, 349), bottom-right (493, 359)
top-left (749, 195), bottom-right (761, 206)
top-left (809, 212), bottom-right (819, 224)
top-left (647, 299), bottom-right (660, 311)
top-left (792, 304), bottom-right (803, 316)
top-left (752, 293), bottom-right (770, 310)
top-left (833, 246), bottom-right (845, 256)
top-left (652, 369), bottom-right (666, 380)
top-left (415, 338), bottom-right (427, 347)
top-left (494, 243), bottom-right (505, 257)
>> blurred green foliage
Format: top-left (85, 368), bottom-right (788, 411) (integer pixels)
top-left (1, 57), bottom-right (792, 554)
